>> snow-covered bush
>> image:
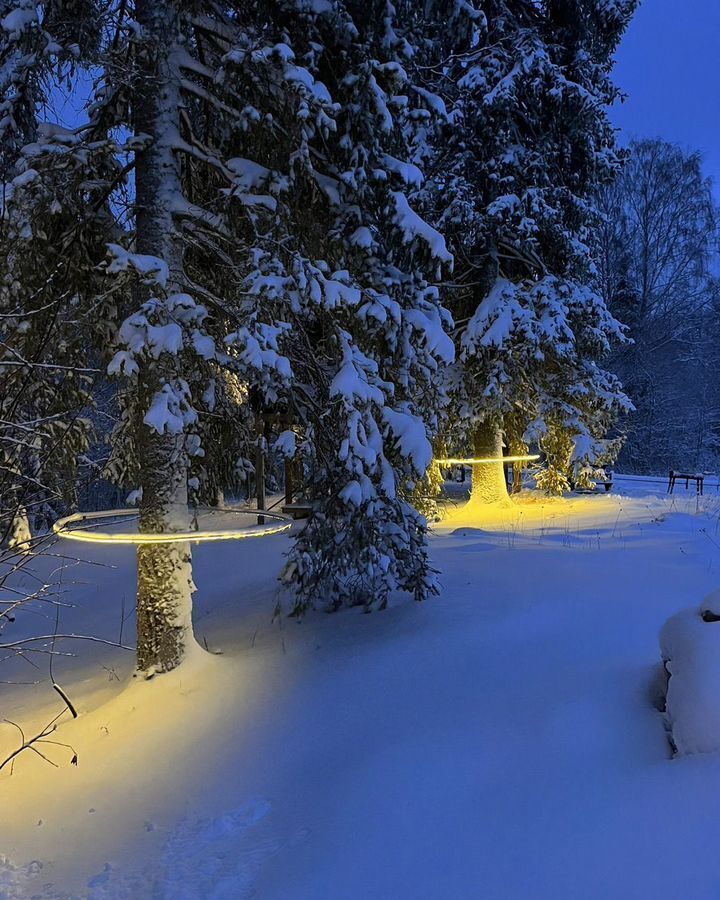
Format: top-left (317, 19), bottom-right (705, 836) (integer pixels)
top-left (535, 421), bottom-right (573, 497)
top-left (660, 596), bottom-right (720, 755)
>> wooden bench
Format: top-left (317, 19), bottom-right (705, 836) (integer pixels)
top-left (668, 470), bottom-right (704, 495)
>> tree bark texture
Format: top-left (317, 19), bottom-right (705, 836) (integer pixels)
top-left (470, 422), bottom-right (509, 505)
top-left (134, 0), bottom-right (195, 675)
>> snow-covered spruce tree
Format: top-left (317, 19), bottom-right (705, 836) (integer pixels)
top-left (3, 0), bottom-right (458, 670)
top-left (427, 0), bottom-right (636, 502)
top-left (111, 0), bottom-right (206, 672)
top-left (219, 1), bottom-right (456, 613)
top-left (0, 3), bottom-right (110, 544)
top-left (116, 0), bottom-right (456, 635)
top-left (0, 1), bottom-right (270, 671)
top-left (0, 155), bottom-right (97, 545)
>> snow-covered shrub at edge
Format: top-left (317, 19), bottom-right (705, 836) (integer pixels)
top-left (660, 591), bottom-right (720, 755)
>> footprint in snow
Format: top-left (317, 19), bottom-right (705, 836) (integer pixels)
top-left (86, 798), bottom-right (308, 900)
top-left (0, 855), bottom-right (73, 899)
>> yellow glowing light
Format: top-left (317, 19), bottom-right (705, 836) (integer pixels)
top-left (52, 508), bottom-right (292, 545)
top-left (435, 455), bottom-right (541, 465)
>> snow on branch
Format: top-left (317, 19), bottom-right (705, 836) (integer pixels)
top-left (105, 244), bottom-right (169, 287)
top-left (390, 191), bottom-right (453, 265)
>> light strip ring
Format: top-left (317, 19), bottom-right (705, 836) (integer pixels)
top-left (52, 507), bottom-right (293, 545)
top-left (435, 454), bottom-right (541, 465)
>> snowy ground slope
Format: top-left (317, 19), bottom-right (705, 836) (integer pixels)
top-left (4, 478), bottom-right (720, 897)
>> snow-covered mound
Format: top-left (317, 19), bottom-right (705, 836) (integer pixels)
top-left (661, 600), bottom-right (720, 755)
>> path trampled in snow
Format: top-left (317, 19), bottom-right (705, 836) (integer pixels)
top-left (4, 480), bottom-right (720, 898)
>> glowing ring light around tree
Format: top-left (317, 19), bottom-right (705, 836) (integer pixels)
top-left (52, 507), bottom-right (293, 545)
top-left (434, 454), bottom-right (541, 466)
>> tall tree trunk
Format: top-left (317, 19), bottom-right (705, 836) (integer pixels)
top-left (512, 464), bottom-right (523, 495)
top-left (136, 435), bottom-right (195, 674)
top-left (134, 0), bottom-right (196, 675)
top-left (470, 421), bottom-right (509, 505)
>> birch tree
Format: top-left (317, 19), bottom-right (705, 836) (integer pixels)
top-left (596, 139), bottom-right (719, 474)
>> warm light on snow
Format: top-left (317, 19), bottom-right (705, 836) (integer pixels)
top-left (440, 487), bottom-right (641, 531)
top-left (6, 479), bottom-right (720, 896)
top-left (52, 508), bottom-right (292, 545)
top-left (435, 454), bottom-right (540, 465)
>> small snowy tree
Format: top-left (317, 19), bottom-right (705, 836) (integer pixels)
top-left (534, 419), bottom-right (573, 497)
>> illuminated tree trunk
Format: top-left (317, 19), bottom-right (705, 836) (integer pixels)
top-left (504, 416), bottom-right (527, 496)
top-left (134, 0), bottom-right (196, 675)
top-left (512, 465), bottom-right (523, 494)
top-left (136, 434), bottom-right (195, 674)
top-left (470, 421), bottom-right (509, 504)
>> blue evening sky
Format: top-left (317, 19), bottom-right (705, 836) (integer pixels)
top-left (611, 0), bottom-right (720, 194)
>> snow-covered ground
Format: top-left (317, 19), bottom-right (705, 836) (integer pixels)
top-left (4, 476), bottom-right (720, 898)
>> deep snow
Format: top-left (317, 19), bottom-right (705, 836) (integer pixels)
top-left (4, 477), bottom-right (720, 898)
